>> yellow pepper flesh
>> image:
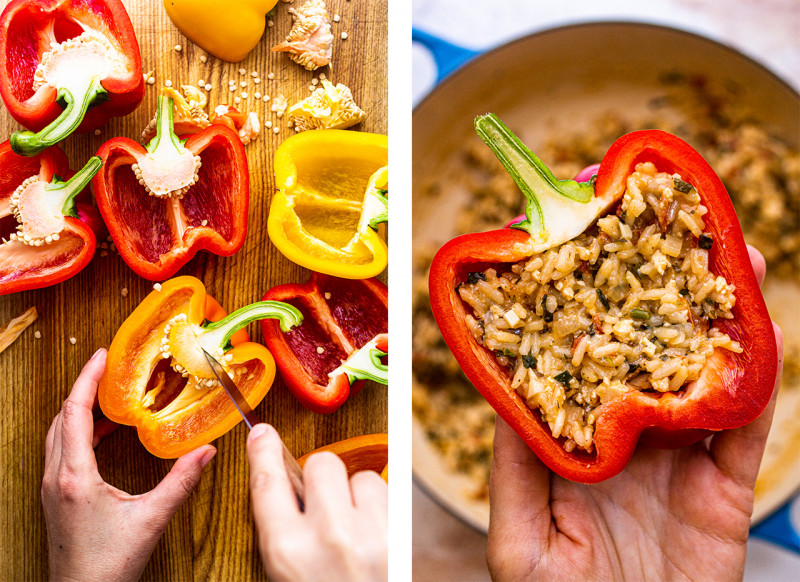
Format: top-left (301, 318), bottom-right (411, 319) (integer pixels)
top-left (268, 130), bottom-right (389, 279)
top-left (163, 0), bottom-right (279, 63)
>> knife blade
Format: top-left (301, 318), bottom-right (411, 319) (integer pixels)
top-left (203, 348), bottom-right (305, 505)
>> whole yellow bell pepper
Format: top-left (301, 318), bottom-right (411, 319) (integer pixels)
top-left (268, 130), bottom-right (389, 279)
top-left (163, 0), bottom-right (279, 63)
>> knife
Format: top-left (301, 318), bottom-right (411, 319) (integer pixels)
top-left (203, 348), bottom-right (305, 506)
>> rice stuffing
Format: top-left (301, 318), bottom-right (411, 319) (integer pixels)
top-left (458, 162), bottom-right (742, 453)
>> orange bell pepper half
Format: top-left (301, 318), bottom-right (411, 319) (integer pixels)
top-left (297, 433), bottom-right (388, 483)
top-left (99, 276), bottom-right (302, 458)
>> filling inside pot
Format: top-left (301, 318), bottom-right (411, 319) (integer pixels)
top-left (458, 162), bottom-right (742, 453)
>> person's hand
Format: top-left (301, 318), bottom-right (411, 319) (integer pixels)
top-left (486, 246), bottom-right (784, 582)
top-left (42, 348), bottom-right (217, 582)
top-left (247, 423), bottom-right (388, 582)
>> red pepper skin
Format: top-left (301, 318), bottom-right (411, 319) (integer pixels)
top-left (429, 130), bottom-right (778, 483)
top-left (0, 0), bottom-right (144, 133)
top-left (92, 124), bottom-right (249, 280)
top-left (0, 141), bottom-right (95, 295)
top-left (261, 274), bottom-right (388, 414)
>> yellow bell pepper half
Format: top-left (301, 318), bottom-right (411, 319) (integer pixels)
top-left (163, 0), bottom-right (279, 63)
top-left (268, 130), bottom-right (389, 279)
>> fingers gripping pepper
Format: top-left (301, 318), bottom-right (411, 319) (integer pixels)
top-left (429, 115), bottom-right (777, 483)
top-left (93, 96), bottom-right (249, 280)
top-left (0, 0), bottom-right (144, 156)
top-left (261, 274), bottom-right (388, 414)
top-left (99, 276), bottom-right (302, 458)
top-left (0, 142), bottom-right (101, 294)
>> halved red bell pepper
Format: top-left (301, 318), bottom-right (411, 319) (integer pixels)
top-left (429, 116), bottom-right (778, 483)
top-left (0, 0), bottom-right (144, 156)
top-left (93, 95), bottom-right (249, 281)
top-left (0, 140), bottom-right (101, 294)
top-left (261, 274), bottom-right (388, 414)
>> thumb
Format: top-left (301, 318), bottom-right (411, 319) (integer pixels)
top-left (144, 445), bottom-right (216, 529)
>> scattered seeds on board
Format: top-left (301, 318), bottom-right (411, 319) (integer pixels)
top-left (255, 92), bottom-right (261, 99)
top-left (201, 219), bottom-right (208, 226)
top-left (341, 32), bottom-right (348, 40)
top-left (153, 283), bottom-right (162, 292)
top-left (316, 346), bottom-right (325, 354)
top-left (324, 292), bottom-right (331, 299)
top-left (334, 14), bottom-right (340, 22)
top-left (234, 97), bottom-right (241, 104)
top-left (273, 127), bottom-right (280, 134)
top-left (198, 79), bottom-right (205, 86)
top-left (174, 44), bottom-right (182, 52)
top-left (93, 129), bottom-right (101, 136)
top-left (147, 77), bottom-right (155, 85)
top-left (121, 287), bottom-right (128, 297)
top-left (265, 120), bottom-right (273, 128)
top-left (204, 83), bottom-right (212, 91)
top-left (268, 20), bottom-right (274, 27)
top-left (239, 67), bottom-right (246, 75)
top-left (165, 79), bottom-right (173, 87)
top-left (34, 331), bottom-right (41, 339)
top-left (69, 337), bottom-right (77, 345)
top-left (267, 72), bottom-right (275, 80)
top-left (200, 55), bottom-right (207, 63)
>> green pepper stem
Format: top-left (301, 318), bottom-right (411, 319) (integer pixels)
top-left (338, 336), bottom-right (388, 385)
top-left (474, 114), bottom-right (596, 240)
top-left (366, 188), bottom-right (389, 231)
top-left (10, 77), bottom-right (108, 157)
top-left (47, 156), bottom-right (103, 218)
top-left (201, 300), bottom-right (303, 349)
top-left (146, 96), bottom-right (186, 157)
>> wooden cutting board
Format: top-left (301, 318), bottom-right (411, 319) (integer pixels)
top-left (0, 0), bottom-right (387, 579)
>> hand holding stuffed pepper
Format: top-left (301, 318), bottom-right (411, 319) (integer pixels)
top-left (429, 115), bottom-right (778, 483)
top-left (0, 0), bottom-right (144, 156)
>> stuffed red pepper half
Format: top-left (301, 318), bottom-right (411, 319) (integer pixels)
top-left (429, 114), bottom-right (777, 483)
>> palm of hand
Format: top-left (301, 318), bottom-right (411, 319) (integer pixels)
top-left (546, 444), bottom-right (753, 581)
top-left (488, 417), bottom-right (773, 582)
top-left (487, 250), bottom-right (780, 582)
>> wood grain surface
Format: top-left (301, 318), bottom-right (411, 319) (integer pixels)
top-left (0, 0), bottom-right (387, 579)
